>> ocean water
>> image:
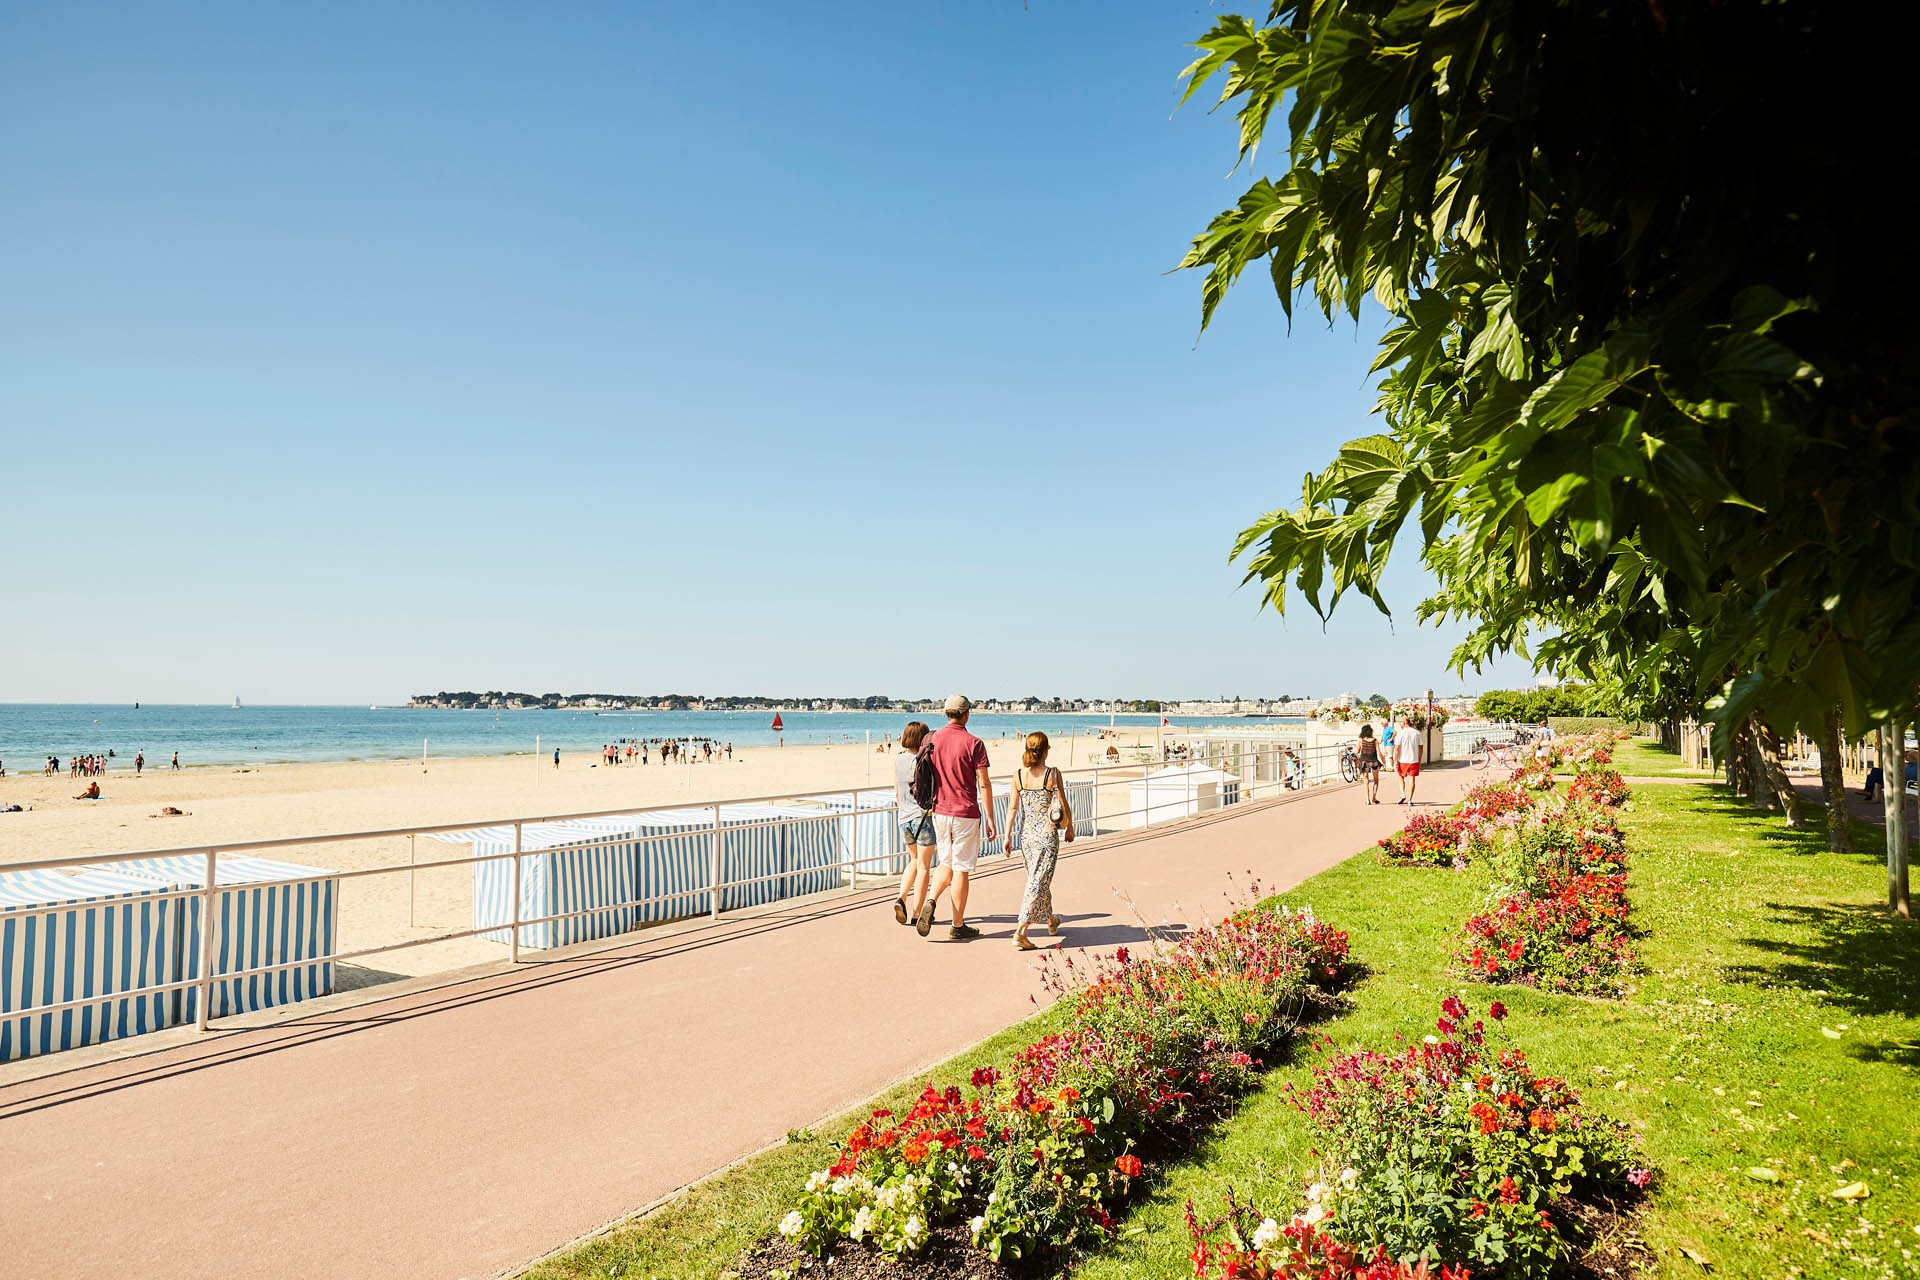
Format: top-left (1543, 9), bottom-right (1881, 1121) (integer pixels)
top-left (0, 705), bottom-right (1301, 769)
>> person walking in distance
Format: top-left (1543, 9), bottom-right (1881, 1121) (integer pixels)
top-left (1010, 731), bottom-right (1072, 950)
top-left (553, 747), bottom-right (561, 770)
top-left (1355, 723), bottom-right (1383, 804)
top-left (890, 721), bottom-right (938, 926)
top-left (915, 695), bottom-right (996, 941)
top-left (1394, 713), bottom-right (1425, 804)
top-left (170, 750), bottom-right (180, 771)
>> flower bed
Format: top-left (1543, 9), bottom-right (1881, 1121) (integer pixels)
top-left (1565, 766), bottom-right (1629, 809)
top-left (1374, 812), bottom-right (1468, 868)
top-left (765, 903), bottom-right (1355, 1272)
top-left (1456, 873), bottom-right (1638, 996)
top-left (1188, 1000), bottom-right (1646, 1280)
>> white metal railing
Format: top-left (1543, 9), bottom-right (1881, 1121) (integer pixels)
top-left (0, 739), bottom-right (1360, 1045)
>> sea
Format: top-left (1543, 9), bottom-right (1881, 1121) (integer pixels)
top-left (0, 705), bottom-right (1306, 769)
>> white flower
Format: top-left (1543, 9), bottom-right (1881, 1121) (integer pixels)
top-left (849, 1205), bottom-right (875, 1241)
top-left (1423, 1034), bottom-right (1440, 1044)
top-left (1251, 1217), bottom-right (1282, 1251)
top-left (805, 1170), bottom-right (829, 1193)
top-left (1305, 1181), bottom-right (1329, 1203)
top-left (903, 1214), bottom-right (928, 1249)
top-left (777, 1210), bottom-right (805, 1238)
top-left (831, 1174), bottom-right (858, 1197)
top-left (1339, 1166), bottom-right (1358, 1189)
top-left (987, 1190), bottom-right (998, 1205)
top-left (1302, 1202), bottom-right (1329, 1225)
top-left (969, 1215), bottom-right (987, 1238)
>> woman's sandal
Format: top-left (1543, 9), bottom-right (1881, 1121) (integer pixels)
top-left (893, 898), bottom-right (908, 925)
top-left (1014, 936), bottom-right (1038, 951)
top-left (1047, 914), bottom-right (1062, 936)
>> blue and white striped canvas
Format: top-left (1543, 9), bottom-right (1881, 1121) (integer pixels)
top-left (0, 869), bottom-right (179, 1062)
top-left (818, 791), bottom-right (904, 876)
top-left (983, 776), bottom-right (1096, 858)
top-left (103, 856), bottom-right (338, 1022)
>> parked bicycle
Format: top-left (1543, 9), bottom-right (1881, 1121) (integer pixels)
top-left (1339, 745), bottom-right (1360, 784)
top-left (1470, 736), bottom-right (1521, 771)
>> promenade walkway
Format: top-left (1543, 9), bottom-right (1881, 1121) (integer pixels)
top-left (0, 767), bottom-right (1473, 1280)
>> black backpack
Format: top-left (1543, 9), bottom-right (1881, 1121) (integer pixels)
top-left (910, 741), bottom-right (938, 811)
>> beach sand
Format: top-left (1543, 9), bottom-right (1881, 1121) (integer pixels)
top-left (0, 729), bottom-right (1161, 982)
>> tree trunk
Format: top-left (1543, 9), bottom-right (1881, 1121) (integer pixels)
top-left (1755, 719), bottom-right (1802, 827)
top-left (1820, 708), bottom-right (1853, 853)
top-left (1884, 722), bottom-right (1913, 919)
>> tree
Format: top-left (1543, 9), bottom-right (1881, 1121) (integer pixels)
top-left (1182, 0), bottom-right (1920, 756)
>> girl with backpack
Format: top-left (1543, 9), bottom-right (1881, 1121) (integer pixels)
top-left (891, 721), bottom-right (938, 925)
top-left (1010, 731), bottom-right (1074, 950)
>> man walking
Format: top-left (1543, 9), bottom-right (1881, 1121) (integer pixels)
top-left (1394, 713), bottom-right (1424, 804)
top-left (915, 694), bottom-right (997, 942)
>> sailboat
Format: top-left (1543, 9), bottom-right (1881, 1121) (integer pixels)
top-left (232, 696), bottom-right (242, 710)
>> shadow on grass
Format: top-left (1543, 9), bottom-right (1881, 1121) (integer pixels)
top-left (1723, 899), bottom-right (1920, 1017)
top-left (1681, 787), bottom-right (1892, 865)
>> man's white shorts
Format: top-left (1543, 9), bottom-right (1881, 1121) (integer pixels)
top-left (933, 814), bottom-right (983, 874)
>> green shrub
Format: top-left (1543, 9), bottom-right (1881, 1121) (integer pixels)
top-left (1545, 716), bottom-right (1625, 737)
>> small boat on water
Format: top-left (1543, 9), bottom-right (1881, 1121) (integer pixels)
top-left (232, 696), bottom-right (242, 710)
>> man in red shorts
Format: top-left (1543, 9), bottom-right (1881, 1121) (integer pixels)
top-left (915, 694), bottom-right (998, 942)
top-left (1394, 713), bottom-right (1425, 804)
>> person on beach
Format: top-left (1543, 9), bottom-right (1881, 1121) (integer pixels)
top-left (1394, 714), bottom-right (1424, 804)
top-left (170, 751), bottom-right (180, 770)
top-left (1355, 724), bottom-right (1383, 803)
top-left (915, 695), bottom-right (996, 942)
top-left (1010, 731), bottom-right (1072, 951)
top-left (891, 721), bottom-right (938, 926)
top-left (75, 781), bottom-right (100, 800)
top-left (553, 747), bottom-right (561, 769)
top-left (134, 751), bottom-right (144, 775)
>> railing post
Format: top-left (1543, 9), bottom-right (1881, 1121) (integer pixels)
top-left (1090, 765), bottom-right (1100, 839)
top-left (195, 847), bottom-right (218, 1033)
top-left (710, 802), bottom-right (724, 920)
top-left (509, 821), bottom-right (523, 964)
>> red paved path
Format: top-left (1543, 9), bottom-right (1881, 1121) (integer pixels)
top-left (0, 768), bottom-right (1472, 1280)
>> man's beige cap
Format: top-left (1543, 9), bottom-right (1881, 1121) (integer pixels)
top-left (943, 694), bottom-right (973, 715)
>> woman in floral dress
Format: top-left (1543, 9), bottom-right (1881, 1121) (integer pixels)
top-left (1011, 731), bottom-right (1073, 950)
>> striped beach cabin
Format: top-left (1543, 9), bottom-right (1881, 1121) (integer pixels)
top-left (445, 802), bottom-right (863, 950)
top-left (0, 868), bottom-right (181, 1063)
top-left (100, 856), bottom-right (339, 1022)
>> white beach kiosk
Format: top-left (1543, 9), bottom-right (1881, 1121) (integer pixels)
top-left (0, 867), bottom-right (181, 1063)
top-left (1127, 763), bottom-right (1235, 828)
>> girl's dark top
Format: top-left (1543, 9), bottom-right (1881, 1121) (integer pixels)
top-left (1357, 737), bottom-right (1381, 765)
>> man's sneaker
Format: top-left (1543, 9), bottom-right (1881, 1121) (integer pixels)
top-left (948, 923), bottom-right (980, 941)
top-left (893, 898), bottom-right (908, 926)
top-left (915, 901), bottom-right (936, 936)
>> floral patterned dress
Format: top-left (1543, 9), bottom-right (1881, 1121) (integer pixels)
top-left (1014, 768), bottom-right (1060, 926)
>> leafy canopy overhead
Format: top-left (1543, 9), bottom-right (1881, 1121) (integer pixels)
top-left (1182, 0), bottom-right (1920, 736)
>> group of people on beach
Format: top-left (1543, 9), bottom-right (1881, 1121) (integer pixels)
top-left (887, 695), bottom-right (1072, 950)
top-left (39, 750), bottom-right (179, 778)
top-left (1350, 714), bottom-right (1427, 805)
top-left (592, 738), bottom-right (733, 768)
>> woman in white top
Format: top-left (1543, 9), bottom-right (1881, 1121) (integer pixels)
top-left (891, 721), bottom-right (938, 926)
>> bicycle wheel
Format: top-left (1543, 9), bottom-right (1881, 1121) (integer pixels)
top-left (1472, 748), bottom-right (1490, 771)
top-left (1340, 753), bottom-right (1359, 784)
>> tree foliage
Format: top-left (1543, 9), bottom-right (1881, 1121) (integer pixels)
top-left (1183, 0), bottom-right (1920, 742)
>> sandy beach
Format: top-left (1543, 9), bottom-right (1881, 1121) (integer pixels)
top-left (0, 729), bottom-right (1163, 983)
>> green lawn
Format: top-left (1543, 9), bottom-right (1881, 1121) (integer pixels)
top-left (523, 778), bottom-right (1918, 1280)
top-left (1612, 737), bottom-right (1720, 779)
top-left (1076, 781), bottom-right (1919, 1280)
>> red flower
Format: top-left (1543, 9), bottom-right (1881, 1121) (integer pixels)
top-left (965, 1144), bottom-right (986, 1160)
top-left (1488, 1001), bottom-right (1508, 1021)
top-left (1115, 946), bottom-right (1131, 964)
top-left (1116, 1153), bottom-right (1143, 1178)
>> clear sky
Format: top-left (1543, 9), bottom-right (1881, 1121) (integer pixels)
top-left (0, 3), bottom-right (1535, 705)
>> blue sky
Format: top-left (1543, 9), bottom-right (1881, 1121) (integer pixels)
top-left (0, 3), bottom-right (1534, 704)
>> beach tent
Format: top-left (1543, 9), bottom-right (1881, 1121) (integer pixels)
top-left (816, 790), bottom-right (905, 875)
top-left (102, 856), bottom-right (339, 1022)
top-left (0, 867), bottom-right (181, 1062)
top-left (981, 775), bottom-right (1098, 858)
top-left (445, 803), bottom-right (856, 950)
top-left (1126, 765), bottom-right (1230, 829)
